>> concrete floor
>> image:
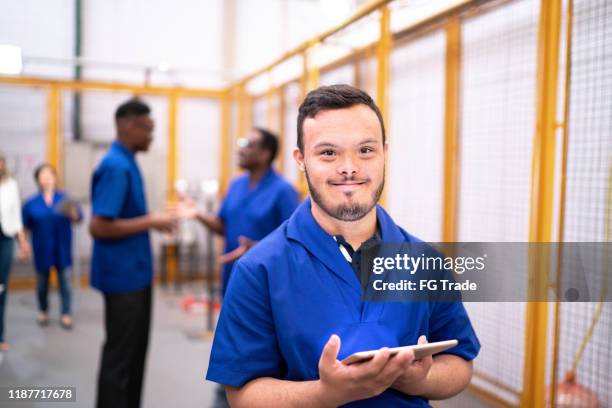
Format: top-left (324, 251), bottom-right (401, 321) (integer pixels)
top-left (0, 284), bottom-right (218, 408)
top-left (0, 282), bottom-right (492, 408)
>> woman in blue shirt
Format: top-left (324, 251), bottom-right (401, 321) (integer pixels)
top-left (22, 164), bottom-right (82, 330)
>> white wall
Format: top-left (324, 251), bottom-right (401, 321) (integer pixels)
top-left (0, 0), bottom-right (74, 78)
top-left (0, 1), bottom-right (74, 197)
top-left (82, 0), bottom-right (224, 87)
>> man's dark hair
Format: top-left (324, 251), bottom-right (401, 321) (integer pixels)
top-left (115, 98), bottom-right (151, 121)
top-left (33, 163), bottom-right (55, 184)
top-left (296, 84), bottom-right (385, 151)
top-left (255, 127), bottom-right (279, 165)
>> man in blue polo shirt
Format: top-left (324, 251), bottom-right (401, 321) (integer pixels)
top-left (90, 99), bottom-right (176, 408)
top-left (180, 127), bottom-right (299, 296)
top-left (206, 85), bottom-right (480, 407)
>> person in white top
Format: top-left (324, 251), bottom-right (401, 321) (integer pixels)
top-left (0, 151), bottom-right (31, 352)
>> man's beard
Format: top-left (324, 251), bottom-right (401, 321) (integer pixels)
top-left (305, 168), bottom-right (384, 222)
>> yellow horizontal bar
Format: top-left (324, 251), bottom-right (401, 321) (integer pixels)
top-left (472, 370), bottom-right (521, 397)
top-left (0, 75), bottom-right (225, 98)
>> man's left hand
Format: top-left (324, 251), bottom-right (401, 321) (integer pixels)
top-left (219, 236), bottom-right (256, 264)
top-left (392, 335), bottom-right (433, 395)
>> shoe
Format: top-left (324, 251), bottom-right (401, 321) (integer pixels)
top-left (60, 315), bottom-right (73, 330)
top-left (37, 314), bottom-right (49, 327)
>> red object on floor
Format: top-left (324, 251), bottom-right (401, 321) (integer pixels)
top-left (179, 293), bottom-right (220, 314)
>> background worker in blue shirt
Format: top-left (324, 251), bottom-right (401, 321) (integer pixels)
top-left (89, 99), bottom-right (176, 408)
top-left (22, 163), bottom-right (82, 330)
top-left (180, 127), bottom-right (299, 296)
top-left (207, 84), bottom-right (480, 407)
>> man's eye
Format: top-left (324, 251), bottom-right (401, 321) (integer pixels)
top-left (321, 150), bottom-right (336, 156)
top-left (360, 147), bottom-right (373, 154)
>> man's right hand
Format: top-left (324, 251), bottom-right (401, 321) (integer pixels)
top-left (316, 335), bottom-right (415, 407)
top-left (148, 211), bottom-right (177, 233)
top-left (173, 195), bottom-right (199, 220)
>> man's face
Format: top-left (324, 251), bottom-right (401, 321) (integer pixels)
top-left (238, 130), bottom-right (268, 170)
top-left (125, 114), bottom-right (154, 152)
top-left (294, 104), bottom-right (386, 222)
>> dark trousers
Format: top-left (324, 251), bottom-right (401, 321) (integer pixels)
top-left (37, 268), bottom-right (72, 315)
top-left (0, 234), bottom-right (14, 343)
top-left (96, 286), bottom-right (152, 408)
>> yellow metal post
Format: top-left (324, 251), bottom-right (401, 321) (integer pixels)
top-left (305, 43), bottom-right (320, 93)
top-left (550, 0), bottom-right (573, 405)
top-left (46, 85), bottom-right (62, 290)
top-left (442, 17), bottom-right (461, 242)
top-left (167, 92), bottom-right (179, 202)
top-left (301, 51), bottom-right (309, 99)
top-left (353, 53), bottom-right (362, 89)
top-left (266, 72), bottom-right (275, 131)
top-left (219, 90), bottom-right (232, 196)
top-left (278, 86), bottom-right (286, 172)
top-left (237, 84), bottom-right (249, 137)
top-left (522, 0), bottom-right (562, 407)
top-left (46, 85), bottom-right (62, 182)
top-left (377, 5), bottom-right (391, 207)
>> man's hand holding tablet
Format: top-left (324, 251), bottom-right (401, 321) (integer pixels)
top-left (316, 335), bottom-right (457, 405)
top-left (316, 334), bottom-right (417, 407)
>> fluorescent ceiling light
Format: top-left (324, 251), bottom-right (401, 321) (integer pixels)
top-left (0, 44), bottom-right (23, 75)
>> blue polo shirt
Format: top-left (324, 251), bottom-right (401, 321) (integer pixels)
top-left (90, 141), bottom-right (152, 294)
top-left (207, 199), bottom-right (480, 407)
top-left (218, 168), bottom-right (299, 294)
top-left (22, 191), bottom-right (81, 273)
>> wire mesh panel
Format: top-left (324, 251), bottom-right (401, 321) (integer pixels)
top-left (358, 52), bottom-right (378, 100)
top-left (458, 0), bottom-right (538, 243)
top-left (458, 0), bottom-right (541, 403)
top-left (319, 63), bottom-right (356, 87)
top-left (555, 0), bottom-right (612, 405)
top-left (0, 85), bottom-right (47, 199)
top-left (387, 31), bottom-right (446, 242)
top-left (176, 97), bottom-right (222, 277)
top-left (266, 91), bottom-right (282, 135)
top-left (178, 98), bottom-right (220, 189)
top-left (251, 96), bottom-right (267, 129)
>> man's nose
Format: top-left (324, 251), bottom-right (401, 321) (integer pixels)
top-left (337, 155), bottom-right (359, 176)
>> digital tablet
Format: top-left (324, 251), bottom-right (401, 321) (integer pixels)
top-left (341, 339), bottom-right (458, 365)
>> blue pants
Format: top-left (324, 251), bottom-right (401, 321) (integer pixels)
top-left (37, 268), bottom-right (72, 315)
top-left (0, 233), bottom-right (15, 343)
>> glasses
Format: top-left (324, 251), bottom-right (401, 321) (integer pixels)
top-left (237, 137), bottom-right (260, 149)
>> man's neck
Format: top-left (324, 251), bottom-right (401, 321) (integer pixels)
top-left (311, 201), bottom-right (377, 250)
top-left (248, 166), bottom-right (270, 188)
top-left (116, 137), bottom-right (136, 154)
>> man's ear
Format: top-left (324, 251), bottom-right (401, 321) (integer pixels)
top-left (293, 148), bottom-right (306, 172)
top-left (262, 150), bottom-right (273, 166)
